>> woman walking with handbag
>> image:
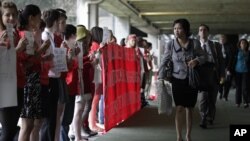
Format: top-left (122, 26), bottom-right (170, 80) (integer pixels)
top-left (158, 19), bottom-right (206, 141)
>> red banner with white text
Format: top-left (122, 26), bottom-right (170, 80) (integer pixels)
top-left (102, 43), bottom-right (141, 132)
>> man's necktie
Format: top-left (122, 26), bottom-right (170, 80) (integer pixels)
top-left (203, 44), bottom-right (207, 53)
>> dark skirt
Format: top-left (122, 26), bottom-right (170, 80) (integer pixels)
top-left (41, 85), bottom-right (49, 117)
top-left (171, 77), bottom-right (198, 108)
top-left (20, 72), bottom-right (42, 119)
top-left (58, 78), bottom-right (69, 104)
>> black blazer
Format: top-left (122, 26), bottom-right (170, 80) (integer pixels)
top-left (195, 40), bottom-right (225, 79)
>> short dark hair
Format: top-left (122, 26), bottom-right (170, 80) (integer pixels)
top-left (199, 24), bottom-right (210, 32)
top-left (64, 24), bottom-right (76, 40)
top-left (120, 38), bottom-right (125, 46)
top-left (173, 18), bottom-right (191, 37)
top-left (42, 9), bottom-right (60, 28)
top-left (39, 19), bottom-right (46, 31)
top-left (147, 42), bottom-right (152, 48)
top-left (56, 8), bottom-right (67, 19)
top-left (238, 39), bottom-right (249, 51)
top-left (90, 26), bottom-right (103, 44)
top-left (136, 36), bottom-right (143, 47)
top-left (18, 4), bottom-right (41, 30)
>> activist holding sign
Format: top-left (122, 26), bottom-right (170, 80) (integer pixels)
top-left (101, 34), bottom-right (141, 132)
top-left (0, 1), bottom-right (27, 141)
top-left (88, 26), bottom-right (105, 133)
top-left (70, 25), bottom-right (98, 141)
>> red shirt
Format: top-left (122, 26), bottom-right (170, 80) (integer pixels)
top-left (78, 56), bottom-right (95, 94)
top-left (40, 60), bottom-right (51, 85)
top-left (89, 41), bottom-right (100, 55)
top-left (11, 30), bottom-right (25, 88)
top-left (66, 58), bottom-right (78, 95)
top-left (18, 30), bottom-right (41, 73)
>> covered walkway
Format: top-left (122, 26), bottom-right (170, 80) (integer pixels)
top-left (92, 89), bottom-right (250, 141)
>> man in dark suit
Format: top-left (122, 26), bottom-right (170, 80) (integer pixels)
top-left (197, 24), bottom-right (225, 128)
top-left (218, 34), bottom-right (235, 101)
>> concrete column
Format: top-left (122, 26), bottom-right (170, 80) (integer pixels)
top-left (113, 17), bottom-right (130, 44)
top-left (99, 15), bottom-right (113, 31)
top-left (89, 4), bottom-right (99, 29)
top-left (76, 0), bottom-right (88, 26)
top-left (76, 0), bottom-right (99, 29)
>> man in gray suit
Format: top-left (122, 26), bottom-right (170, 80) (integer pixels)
top-left (197, 24), bottom-right (225, 128)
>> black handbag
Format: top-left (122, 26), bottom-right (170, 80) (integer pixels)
top-left (188, 66), bottom-right (210, 91)
top-left (164, 59), bottom-right (173, 81)
top-left (159, 40), bottom-right (174, 81)
top-left (188, 67), bottom-right (200, 89)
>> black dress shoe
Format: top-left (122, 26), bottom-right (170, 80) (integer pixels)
top-left (83, 126), bottom-right (98, 137)
top-left (200, 118), bottom-right (207, 129)
top-left (208, 119), bottom-right (213, 125)
top-left (224, 97), bottom-right (228, 101)
top-left (244, 104), bottom-right (249, 108)
top-left (219, 94), bottom-right (222, 99)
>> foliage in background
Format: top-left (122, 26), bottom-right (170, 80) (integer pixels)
top-left (13, 0), bottom-right (77, 24)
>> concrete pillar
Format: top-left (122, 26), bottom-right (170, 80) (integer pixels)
top-left (99, 15), bottom-right (113, 31)
top-left (76, 0), bottom-right (99, 29)
top-left (113, 17), bottom-right (130, 44)
top-left (89, 4), bottom-right (99, 29)
top-left (76, 0), bottom-right (88, 26)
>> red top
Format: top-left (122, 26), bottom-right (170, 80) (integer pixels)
top-left (54, 33), bottom-right (63, 48)
top-left (12, 30), bottom-right (24, 88)
top-left (18, 30), bottom-right (41, 73)
top-left (89, 41), bottom-right (100, 55)
top-left (40, 61), bottom-right (51, 85)
top-left (3, 30), bottom-right (27, 88)
top-left (78, 56), bottom-right (95, 94)
top-left (66, 58), bottom-right (78, 95)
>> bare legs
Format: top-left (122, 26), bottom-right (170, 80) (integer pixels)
top-left (73, 102), bottom-right (85, 141)
top-left (89, 94), bottom-right (103, 132)
top-left (18, 118), bottom-right (34, 141)
top-left (185, 108), bottom-right (193, 141)
top-left (175, 106), bottom-right (193, 141)
top-left (30, 119), bottom-right (44, 141)
top-left (54, 103), bottom-right (65, 141)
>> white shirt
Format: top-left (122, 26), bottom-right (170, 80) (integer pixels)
top-left (42, 28), bottom-right (61, 78)
top-left (200, 40), bottom-right (214, 63)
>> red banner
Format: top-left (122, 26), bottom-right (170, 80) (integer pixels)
top-left (102, 43), bottom-right (141, 132)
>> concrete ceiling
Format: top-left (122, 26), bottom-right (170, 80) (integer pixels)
top-left (100, 0), bottom-right (250, 35)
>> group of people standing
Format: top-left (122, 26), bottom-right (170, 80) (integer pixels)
top-left (0, 1), bottom-right (103, 141)
top-left (0, 1), bottom-right (155, 141)
top-left (158, 18), bottom-right (250, 141)
top-left (0, 1), bottom-right (249, 141)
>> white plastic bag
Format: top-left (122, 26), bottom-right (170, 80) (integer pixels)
top-left (157, 80), bottom-right (173, 115)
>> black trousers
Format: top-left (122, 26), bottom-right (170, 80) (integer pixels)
top-left (235, 72), bottom-right (249, 105)
top-left (0, 88), bottom-right (23, 141)
top-left (40, 78), bottom-right (60, 141)
top-left (219, 74), bottom-right (233, 99)
top-left (60, 95), bottom-right (75, 141)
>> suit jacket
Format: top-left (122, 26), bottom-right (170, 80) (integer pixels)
top-left (222, 43), bottom-right (234, 72)
top-left (158, 39), bottom-right (206, 80)
top-left (195, 40), bottom-right (225, 81)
